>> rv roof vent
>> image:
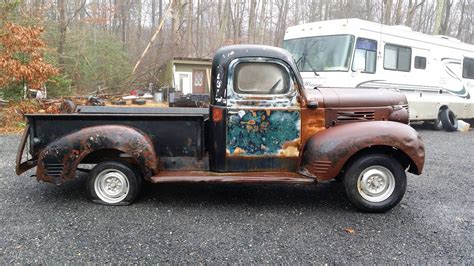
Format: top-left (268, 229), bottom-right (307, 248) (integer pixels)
top-left (390, 25), bottom-right (412, 31)
top-left (435, 35), bottom-right (461, 42)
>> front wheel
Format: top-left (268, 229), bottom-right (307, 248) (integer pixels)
top-left (344, 154), bottom-right (406, 213)
top-left (87, 161), bottom-right (142, 205)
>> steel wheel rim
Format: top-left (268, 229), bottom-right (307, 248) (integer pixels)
top-left (357, 166), bottom-right (395, 203)
top-left (94, 169), bottom-right (130, 204)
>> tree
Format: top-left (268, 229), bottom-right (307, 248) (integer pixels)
top-left (0, 23), bottom-right (58, 92)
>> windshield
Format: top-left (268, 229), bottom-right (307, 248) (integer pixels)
top-left (283, 35), bottom-right (354, 72)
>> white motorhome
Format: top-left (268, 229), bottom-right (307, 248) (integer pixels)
top-left (283, 18), bottom-right (474, 130)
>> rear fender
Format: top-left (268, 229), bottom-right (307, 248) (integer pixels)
top-left (37, 125), bottom-right (159, 184)
top-left (300, 121), bottom-right (425, 181)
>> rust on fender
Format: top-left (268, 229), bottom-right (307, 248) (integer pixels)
top-left (300, 121), bottom-right (425, 181)
top-left (36, 125), bottom-right (159, 184)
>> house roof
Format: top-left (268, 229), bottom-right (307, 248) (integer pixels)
top-left (172, 57), bottom-right (212, 65)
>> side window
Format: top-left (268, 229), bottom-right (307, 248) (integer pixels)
top-left (463, 57), bottom-right (474, 79)
top-left (352, 38), bottom-right (377, 73)
top-left (384, 44), bottom-right (412, 71)
top-left (414, 56), bottom-right (427, 69)
top-left (233, 62), bottom-right (292, 95)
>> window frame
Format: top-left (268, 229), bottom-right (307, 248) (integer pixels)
top-left (383, 43), bottom-right (412, 72)
top-left (351, 37), bottom-right (378, 74)
top-left (414, 56), bottom-right (427, 70)
top-left (227, 58), bottom-right (297, 98)
top-left (462, 57), bottom-right (474, 79)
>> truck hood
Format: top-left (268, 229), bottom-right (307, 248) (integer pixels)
top-left (305, 87), bottom-right (408, 108)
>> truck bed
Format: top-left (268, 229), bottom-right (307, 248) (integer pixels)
top-left (25, 106), bottom-right (209, 170)
top-left (77, 106), bottom-right (209, 115)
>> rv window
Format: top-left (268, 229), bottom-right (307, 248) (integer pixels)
top-left (463, 57), bottom-right (474, 79)
top-left (233, 62), bottom-right (292, 95)
top-left (384, 44), bottom-right (412, 72)
top-left (414, 56), bottom-right (427, 69)
top-left (352, 38), bottom-right (377, 73)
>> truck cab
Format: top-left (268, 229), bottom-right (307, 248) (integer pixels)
top-left (16, 45), bottom-right (425, 212)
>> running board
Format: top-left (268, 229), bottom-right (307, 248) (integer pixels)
top-left (150, 171), bottom-right (316, 184)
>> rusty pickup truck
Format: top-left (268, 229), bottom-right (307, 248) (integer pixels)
top-left (16, 45), bottom-right (425, 212)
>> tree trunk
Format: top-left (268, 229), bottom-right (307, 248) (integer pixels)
top-left (456, 0), bottom-right (466, 39)
top-left (186, 0), bottom-right (194, 56)
top-left (440, 0), bottom-right (452, 35)
top-left (384, 0), bottom-right (393, 25)
top-left (433, 0), bottom-right (445, 34)
top-left (274, 0), bottom-right (289, 46)
top-left (137, 0), bottom-right (142, 42)
top-left (365, 0), bottom-right (372, 21)
top-left (258, 0), bottom-right (266, 44)
top-left (57, 0), bottom-right (67, 67)
top-left (218, 0), bottom-right (229, 45)
top-left (394, 0), bottom-right (404, 24)
top-left (248, 0), bottom-right (257, 43)
top-left (151, 0), bottom-right (156, 30)
top-left (319, 0), bottom-right (324, 21)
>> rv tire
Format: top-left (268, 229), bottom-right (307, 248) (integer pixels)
top-left (433, 110), bottom-right (444, 131)
top-left (440, 108), bottom-right (458, 132)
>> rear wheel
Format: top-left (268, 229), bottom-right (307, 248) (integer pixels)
top-left (440, 108), bottom-right (458, 132)
top-left (344, 154), bottom-right (406, 213)
top-left (87, 161), bottom-right (142, 205)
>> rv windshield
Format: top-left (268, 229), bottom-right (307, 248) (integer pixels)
top-left (283, 35), bottom-right (354, 72)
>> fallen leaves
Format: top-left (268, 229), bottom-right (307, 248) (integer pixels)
top-left (344, 227), bottom-right (355, 234)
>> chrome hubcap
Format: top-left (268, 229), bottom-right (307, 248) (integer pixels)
top-left (94, 169), bottom-right (130, 204)
top-left (357, 166), bottom-right (395, 203)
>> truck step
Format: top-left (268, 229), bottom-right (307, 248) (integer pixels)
top-left (150, 171), bottom-right (316, 184)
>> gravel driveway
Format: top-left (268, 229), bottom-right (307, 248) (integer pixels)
top-left (0, 127), bottom-right (472, 263)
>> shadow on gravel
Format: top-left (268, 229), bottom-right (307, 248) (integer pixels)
top-left (140, 181), bottom-right (352, 211)
top-left (31, 171), bottom-right (353, 212)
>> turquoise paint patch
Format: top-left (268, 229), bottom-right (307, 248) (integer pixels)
top-left (227, 110), bottom-right (300, 155)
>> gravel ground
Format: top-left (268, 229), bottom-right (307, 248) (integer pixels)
top-left (0, 127), bottom-right (473, 263)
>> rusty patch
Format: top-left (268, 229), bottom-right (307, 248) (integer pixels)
top-left (300, 107), bottom-right (326, 147)
top-left (151, 170), bottom-right (315, 183)
top-left (36, 125), bottom-right (159, 184)
top-left (300, 121), bottom-right (425, 181)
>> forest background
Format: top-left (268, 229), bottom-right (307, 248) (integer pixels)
top-left (0, 0), bottom-right (473, 99)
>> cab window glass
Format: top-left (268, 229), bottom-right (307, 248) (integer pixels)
top-left (352, 38), bottom-right (377, 73)
top-left (233, 62), bottom-right (291, 94)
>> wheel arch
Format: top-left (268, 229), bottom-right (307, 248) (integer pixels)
top-left (341, 145), bottom-right (421, 177)
top-left (300, 121), bottom-right (425, 181)
top-left (37, 125), bottom-right (159, 184)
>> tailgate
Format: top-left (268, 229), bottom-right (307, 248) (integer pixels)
top-left (15, 124), bottom-right (37, 175)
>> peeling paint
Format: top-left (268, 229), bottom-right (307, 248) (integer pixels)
top-left (226, 109), bottom-right (300, 156)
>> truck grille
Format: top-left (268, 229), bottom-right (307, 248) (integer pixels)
top-left (337, 111), bottom-right (375, 123)
top-left (402, 104), bottom-right (409, 115)
top-left (309, 160), bottom-right (331, 177)
top-left (45, 163), bottom-right (64, 179)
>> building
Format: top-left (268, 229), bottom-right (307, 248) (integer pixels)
top-left (157, 57), bottom-right (212, 95)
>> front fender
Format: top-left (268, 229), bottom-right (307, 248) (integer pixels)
top-left (37, 125), bottom-right (159, 184)
top-left (301, 121), bottom-right (425, 181)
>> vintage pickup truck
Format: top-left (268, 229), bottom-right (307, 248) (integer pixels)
top-left (16, 45), bottom-right (425, 212)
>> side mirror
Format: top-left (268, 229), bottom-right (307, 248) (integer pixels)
top-left (307, 101), bottom-right (318, 109)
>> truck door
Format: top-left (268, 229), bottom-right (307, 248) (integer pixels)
top-left (224, 58), bottom-right (301, 172)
